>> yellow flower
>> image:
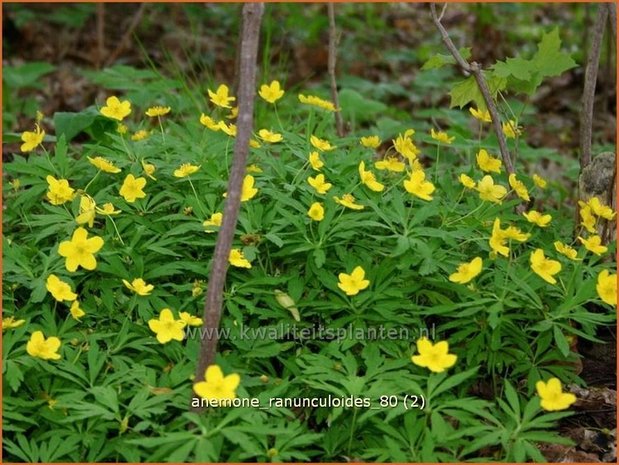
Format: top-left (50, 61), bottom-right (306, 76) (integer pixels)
top-left (10, 178), bottom-right (20, 190)
top-left (358, 161), bottom-right (385, 192)
top-left (100, 96), bottom-right (131, 121)
top-left (123, 278), bottom-right (154, 296)
top-left (554, 241), bottom-right (578, 260)
top-left (145, 106), bottom-right (171, 117)
top-left (179, 312), bottom-right (203, 327)
top-left (46, 274), bottom-right (77, 302)
top-left (375, 156), bottom-right (405, 173)
top-left (20, 124), bottom-right (45, 152)
top-left (247, 164), bottom-right (262, 173)
top-left (536, 378), bottom-right (576, 411)
top-left (174, 163), bottom-right (201, 178)
top-left (337, 266), bottom-right (370, 296)
top-left (533, 174), bottom-right (547, 189)
top-left (241, 175), bottom-right (258, 202)
top-left (449, 257), bottom-right (483, 284)
top-left (219, 122), bottom-right (237, 137)
top-left (476, 175), bottom-right (506, 204)
top-left (148, 309), bottom-right (186, 344)
top-left (2, 316), bottom-right (26, 332)
top-left (249, 139), bottom-right (261, 149)
top-left (310, 135), bottom-right (335, 152)
top-left (578, 203), bottom-right (597, 233)
top-left (502, 120), bottom-right (522, 139)
top-left (587, 197), bottom-right (616, 220)
top-left (403, 169), bottom-right (435, 201)
top-left (208, 84), bottom-right (235, 108)
top-left (308, 202), bottom-right (324, 221)
top-left (192, 281), bottom-right (204, 297)
top-left (117, 123), bottom-right (128, 134)
top-left (596, 270), bottom-right (617, 306)
top-left (96, 202), bottom-right (121, 216)
top-left (258, 129), bottom-right (283, 143)
top-left (298, 94), bottom-right (336, 112)
top-left (430, 128), bottom-right (454, 144)
top-left (203, 212), bottom-right (223, 232)
top-left (488, 218), bottom-right (528, 257)
top-left (131, 130), bottom-right (150, 141)
top-left (259, 80), bottom-right (284, 104)
top-left (523, 210), bottom-right (552, 228)
top-left (334, 194), bottom-right (364, 210)
top-left (46, 175), bottom-right (75, 205)
top-left (58, 227), bottom-right (104, 272)
top-left (411, 337), bottom-right (457, 373)
top-left (578, 235), bottom-right (608, 255)
top-left (141, 159), bottom-right (157, 180)
top-left (193, 365), bottom-right (241, 403)
top-left (76, 195), bottom-right (96, 228)
top-left (469, 107), bottom-right (491, 123)
top-left (87, 156), bottom-right (121, 174)
top-left (476, 149), bottom-right (502, 173)
top-left (227, 106), bottom-right (239, 119)
top-left (307, 174), bottom-right (332, 195)
top-left (508, 173), bottom-right (530, 202)
top-left (119, 174), bottom-right (147, 203)
top-left (229, 249), bottom-right (251, 268)
top-left (69, 301), bottom-right (86, 321)
top-left (459, 173), bottom-right (476, 189)
top-left (503, 225), bottom-right (530, 242)
top-left (199, 114), bottom-right (222, 131)
top-left (393, 130), bottom-right (419, 161)
top-left (27, 331), bottom-right (61, 360)
top-left (309, 151), bottom-right (324, 171)
top-left (360, 135), bottom-right (381, 149)
top-left (530, 249), bottom-right (561, 285)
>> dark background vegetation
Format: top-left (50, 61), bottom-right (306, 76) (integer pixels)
top-left (2, 3), bottom-right (616, 462)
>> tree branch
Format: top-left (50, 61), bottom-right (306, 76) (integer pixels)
top-left (190, 2), bottom-right (264, 413)
top-left (327, 3), bottom-right (345, 137)
top-left (104, 3), bottom-right (147, 67)
top-left (580, 4), bottom-right (608, 169)
top-left (430, 3), bottom-right (514, 176)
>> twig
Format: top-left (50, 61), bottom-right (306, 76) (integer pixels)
top-left (104, 3), bottom-right (148, 67)
top-left (190, 3), bottom-right (264, 414)
top-left (429, 3), bottom-right (514, 176)
top-left (580, 4), bottom-right (608, 169)
top-left (327, 4), bottom-right (345, 137)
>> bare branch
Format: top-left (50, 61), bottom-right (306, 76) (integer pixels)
top-left (190, 3), bottom-right (264, 414)
top-left (430, 3), bottom-right (470, 75)
top-left (430, 3), bottom-right (515, 176)
top-left (327, 3), bottom-right (345, 137)
top-left (104, 4), bottom-right (147, 67)
top-left (580, 4), bottom-right (608, 169)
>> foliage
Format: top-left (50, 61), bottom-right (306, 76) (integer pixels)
top-left (2, 9), bottom-right (616, 463)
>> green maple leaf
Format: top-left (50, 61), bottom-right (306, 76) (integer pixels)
top-left (531, 27), bottom-right (577, 78)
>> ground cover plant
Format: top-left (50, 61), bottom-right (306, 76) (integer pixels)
top-left (2, 3), bottom-right (617, 463)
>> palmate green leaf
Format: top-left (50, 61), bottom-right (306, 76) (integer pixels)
top-left (491, 27), bottom-right (576, 96)
top-left (422, 48), bottom-right (472, 70)
top-left (531, 27), bottom-right (577, 78)
top-left (449, 73), bottom-right (506, 110)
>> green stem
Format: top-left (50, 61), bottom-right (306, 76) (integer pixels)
top-left (188, 178), bottom-right (207, 217)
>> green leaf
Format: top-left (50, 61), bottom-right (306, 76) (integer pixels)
top-left (422, 48), bottom-right (471, 70)
top-left (338, 88), bottom-right (387, 122)
top-left (449, 73), bottom-right (506, 110)
top-left (53, 108), bottom-right (98, 142)
top-left (531, 28), bottom-right (577, 78)
top-left (553, 325), bottom-right (570, 357)
top-left (3, 62), bottom-right (55, 89)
